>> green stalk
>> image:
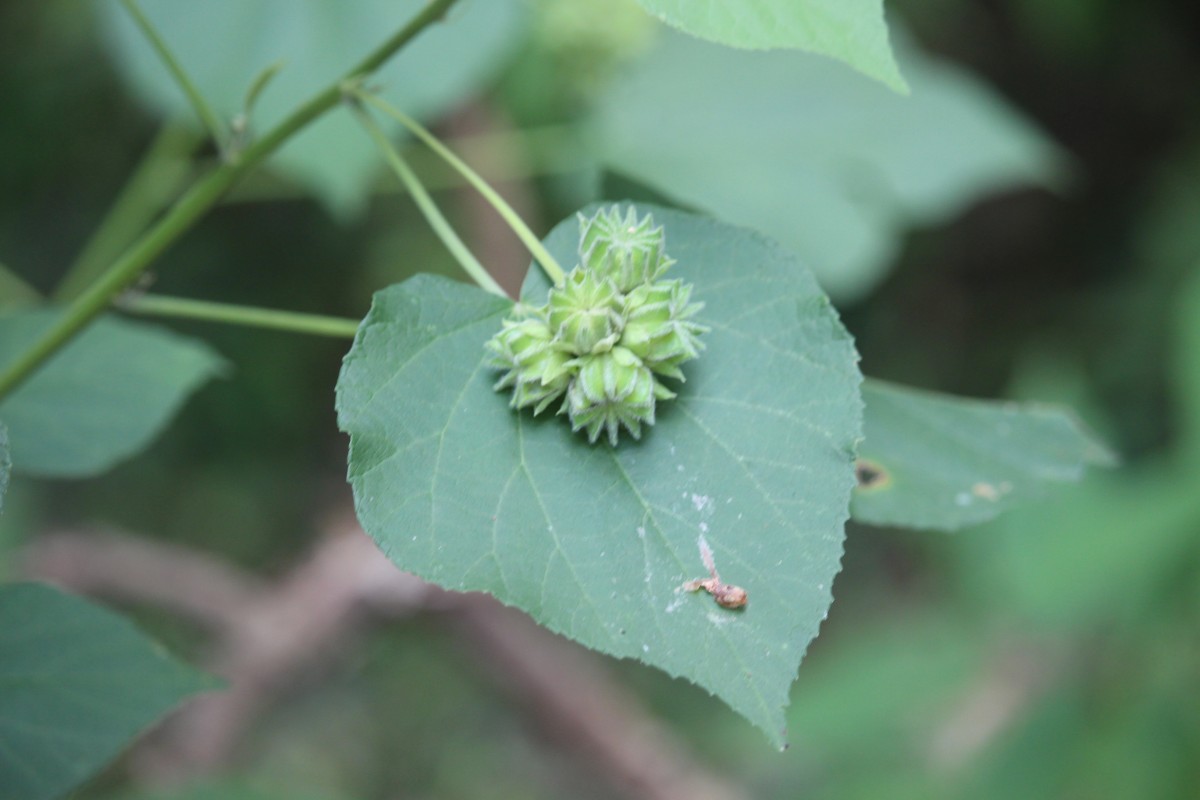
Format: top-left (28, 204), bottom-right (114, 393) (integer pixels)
top-left (54, 122), bottom-right (200, 302)
top-left (120, 294), bottom-right (360, 338)
top-left (119, 0), bottom-right (227, 150)
top-left (354, 89), bottom-right (567, 286)
top-left (0, 0), bottom-right (461, 401)
top-left (224, 124), bottom-right (583, 204)
top-left (352, 104), bottom-right (508, 299)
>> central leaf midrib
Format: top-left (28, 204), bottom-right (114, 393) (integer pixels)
top-left (515, 415), bottom-right (618, 647)
top-left (605, 449), bottom-right (779, 728)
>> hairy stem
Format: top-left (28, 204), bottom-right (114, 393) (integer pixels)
top-left (352, 104), bottom-right (508, 299)
top-left (0, 0), bottom-right (461, 401)
top-left (354, 89), bottom-right (567, 286)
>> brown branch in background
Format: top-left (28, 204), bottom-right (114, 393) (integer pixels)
top-left (22, 519), bottom-right (748, 800)
top-left (456, 596), bottom-right (746, 800)
top-left (24, 522), bottom-right (433, 781)
top-left (26, 527), bottom-right (264, 627)
top-left (927, 644), bottom-right (1060, 771)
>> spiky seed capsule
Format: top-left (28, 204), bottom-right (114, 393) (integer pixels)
top-left (564, 347), bottom-right (673, 446)
top-left (578, 206), bottom-right (671, 292)
top-left (485, 204), bottom-right (705, 445)
top-left (485, 317), bottom-right (572, 415)
top-left (619, 279), bottom-right (708, 378)
top-left (547, 267), bottom-right (623, 354)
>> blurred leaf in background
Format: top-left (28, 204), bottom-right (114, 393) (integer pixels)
top-left (0, 583), bottom-right (216, 800)
top-left (94, 0), bottom-right (526, 214)
top-left (596, 29), bottom-right (1064, 301)
top-left (0, 312), bottom-right (225, 478)
top-left (633, 0), bottom-right (908, 93)
top-left (853, 379), bottom-right (1114, 530)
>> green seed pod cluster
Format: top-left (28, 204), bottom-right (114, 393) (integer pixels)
top-left (486, 205), bottom-right (707, 446)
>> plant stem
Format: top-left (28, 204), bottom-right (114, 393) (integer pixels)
top-left (54, 122), bottom-right (201, 302)
top-left (120, 294), bottom-right (360, 338)
top-left (354, 89), bottom-right (567, 286)
top-left (223, 124), bottom-right (584, 204)
top-left (0, 0), bottom-right (461, 402)
top-left (120, 0), bottom-right (227, 150)
top-left (352, 104), bottom-right (508, 299)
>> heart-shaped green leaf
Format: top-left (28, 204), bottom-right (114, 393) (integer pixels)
top-left (634, 0), bottom-right (907, 93)
top-left (337, 204), bottom-right (862, 746)
top-left (852, 380), bottom-right (1115, 531)
top-left (0, 583), bottom-right (216, 800)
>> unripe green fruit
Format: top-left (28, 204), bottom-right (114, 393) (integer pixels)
top-left (619, 279), bottom-right (708, 376)
top-left (578, 206), bottom-right (670, 292)
top-left (486, 316), bottom-right (572, 415)
top-left (547, 267), bottom-right (623, 354)
top-left (563, 347), bottom-right (673, 446)
top-left (486, 204), bottom-right (706, 446)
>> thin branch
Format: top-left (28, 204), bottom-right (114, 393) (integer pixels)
top-left (927, 644), bottom-right (1059, 771)
top-left (354, 89), bottom-right (567, 286)
top-left (0, 0), bottom-right (462, 401)
top-left (25, 528), bottom-right (263, 627)
top-left (119, 0), bottom-right (227, 149)
top-left (22, 521), bottom-right (748, 800)
top-left (350, 102), bottom-right (509, 299)
top-left (118, 293), bottom-right (361, 338)
top-left (456, 597), bottom-right (749, 800)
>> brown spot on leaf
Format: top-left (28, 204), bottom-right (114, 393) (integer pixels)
top-left (855, 458), bottom-right (890, 490)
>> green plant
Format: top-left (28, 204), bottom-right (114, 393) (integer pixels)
top-left (485, 206), bottom-right (706, 444)
top-left (0, 1), bottom-right (1115, 797)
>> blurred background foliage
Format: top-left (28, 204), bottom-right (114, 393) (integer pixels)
top-left (1, 0), bottom-right (1198, 797)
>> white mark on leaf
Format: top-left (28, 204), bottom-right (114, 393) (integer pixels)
top-left (972, 481), bottom-right (1013, 502)
top-left (697, 533), bottom-right (715, 573)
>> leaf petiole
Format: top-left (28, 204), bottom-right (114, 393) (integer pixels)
top-left (0, 0), bottom-right (462, 402)
top-left (350, 102), bottom-right (509, 299)
top-left (118, 293), bottom-right (360, 339)
top-left (352, 88), bottom-right (567, 286)
top-left (119, 0), bottom-right (228, 152)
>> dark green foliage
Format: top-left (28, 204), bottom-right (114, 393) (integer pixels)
top-left (0, 584), bottom-right (215, 800)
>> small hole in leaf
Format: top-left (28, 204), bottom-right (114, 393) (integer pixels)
top-left (855, 459), bottom-right (890, 491)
